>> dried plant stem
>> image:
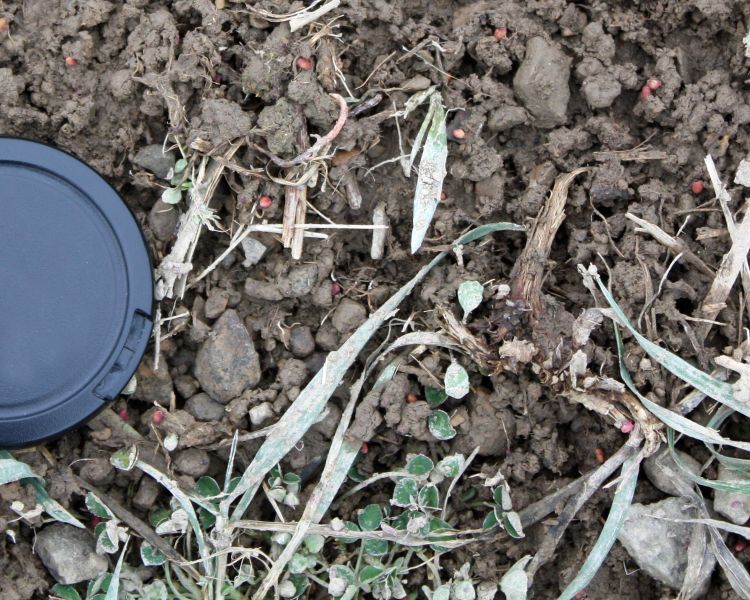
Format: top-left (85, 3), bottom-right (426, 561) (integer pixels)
top-left (510, 168), bottom-right (587, 315)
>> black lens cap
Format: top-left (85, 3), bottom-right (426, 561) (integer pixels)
top-left (0, 138), bottom-right (153, 448)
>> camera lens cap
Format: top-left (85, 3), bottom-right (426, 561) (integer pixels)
top-left (0, 138), bottom-right (153, 448)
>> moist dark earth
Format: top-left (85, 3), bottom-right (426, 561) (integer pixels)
top-left (2, 0), bottom-right (750, 598)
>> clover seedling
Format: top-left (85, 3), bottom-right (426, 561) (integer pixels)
top-left (457, 280), bottom-right (484, 321)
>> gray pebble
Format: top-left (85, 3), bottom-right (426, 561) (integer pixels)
top-left (133, 355), bottom-right (174, 405)
top-left (185, 392), bottom-right (226, 421)
top-left (487, 106), bottom-right (528, 132)
top-left (174, 448), bottom-right (211, 477)
top-left (618, 498), bottom-right (715, 593)
top-left (245, 278), bottom-right (283, 302)
top-left (148, 199), bottom-right (179, 242)
top-left (204, 289), bottom-right (229, 320)
top-left (315, 322), bottom-right (339, 351)
top-left (133, 476), bottom-right (161, 511)
top-left (289, 325), bottom-right (315, 357)
top-left (513, 37), bottom-right (571, 128)
top-left (174, 375), bottom-right (199, 399)
top-left (714, 464), bottom-right (750, 524)
top-left (35, 524), bottom-right (108, 585)
top-left (278, 358), bottom-right (308, 388)
top-left (279, 264), bottom-right (319, 298)
top-left (581, 74), bottom-right (622, 109)
top-left (643, 448), bottom-right (700, 497)
top-left (194, 310), bottom-right (261, 403)
top-left (331, 298), bottom-right (367, 333)
top-left (79, 458), bottom-right (114, 486)
top-left (242, 237), bottom-right (268, 267)
top-left (133, 144), bottom-right (176, 179)
top-left (249, 402), bottom-right (274, 426)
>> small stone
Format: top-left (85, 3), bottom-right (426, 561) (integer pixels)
top-left (735, 159), bottom-right (750, 187)
top-left (618, 498), bottom-right (715, 592)
top-left (581, 73), bottom-right (622, 109)
top-left (79, 458), bottom-right (114, 486)
top-left (643, 448), bottom-right (700, 497)
top-left (279, 264), bottom-right (319, 298)
top-left (714, 464), bottom-right (750, 524)
top-left (185, 392), bottom-right (226, 421)
top-left (487, 106), bottom-right (528, 132)
top-left (133, 355), bottom-right (174, 405)
top-left (194, 310), bottom-right (261, 403)
top-left (331, 298), bottom-right (367, 333)
top-left (133, 476), bottom-right (161, 511)
top-left (278, 358), bottom-right (308, 388)
top-left (174, 375), bottom-right (199, 399)
top-left (35, 523), bottom-right (108, 585)
top-left (513, 37), bottom-right (571, 128)
top-left (148, 199), bottom-right (179, 242)
top-left (249, 402), bottom-right (274, 426)
top-left (315, 322), bottom-right (339, 351)
top-left (174, 448), bottom-right (210, 477)
top-left (241, 237), bottom-right (268, 267)
top-left (244, 278), bottom-right (283, 302)
top-left (289, 325), bottom-right (315, 357)
top-left (133, 144), bottom-right (176, 179)
top-left (204, 289), bottom-right (229, 320)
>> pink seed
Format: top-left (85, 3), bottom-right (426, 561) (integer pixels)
top-left (493, 27), bottom-right (508, 41)
top-left (360, 442), bottom-right (369, 454)
top-left (691, 180), bottom-right (705, 195)
top-left (117, 408), bottom-right (129, 421)
top-left (331, 282), bottom-right (343, 296)
top-left (647, 78), bottom-right (662, 90)
top-left (640, 85), bottom-right (651, 100)
top-left (296, 56), bottom-right (313, 71)
top-left (258, 195), bottom-right (273, 209)
top-left (152, 410), bottom-right (165, 424)
top-left (620, 420), bottom-right (635, 433)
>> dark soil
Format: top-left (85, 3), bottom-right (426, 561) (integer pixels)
top-left (2, 0), bottom-right (750, 598)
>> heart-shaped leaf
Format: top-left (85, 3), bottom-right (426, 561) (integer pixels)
top-left (444, 363), bottom-right (469, 399)
top-left (428, 410), bottom-right (457, 440)
top-left (457, 280), bottom-right (484, 321)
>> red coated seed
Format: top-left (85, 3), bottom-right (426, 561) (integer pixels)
top-left (440, 191), bottom-right (447, 201)
top-left (65, 56), bottom-right (78, 66)
top-left (691, 180), bottom-right (705, 194)
top-left (640, 85), bottom-right (651, 100)
top-left (152, 410), bottom-right (165, 425)
top-left (595, 448), bottom-right (605, 464)
top-left (647, 78), bottom-right (662, 90)
top-left (360, 442), bottom-right (369, 454)
top-left (91, 515), bottom-right (102, 527)
top-left (406, 393), bottom-right (419, 404)
top-left (331, 282), bottom-right (343, 296)
top-left (258, 194), bottom-right (273, 209)
top-left (493, 27), bottom-right (508, 41)
top-left (620, 420), bottom-right (635, 433)
top-left (0, 18), bottom-right (9, 32)
top-left (117, 408), bottom-right (129, 421)
top-left (736, 540), bottom-right (748, 552)
top-left (296, 56), bottom-right (313, 71)
top-left (451, 127), bottom-right (466, 140)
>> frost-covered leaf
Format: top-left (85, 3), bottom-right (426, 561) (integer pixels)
top-left (503, 511), bottom-right (524, 539)
top-left (458, 281), bottom-right (484, 321)
top-left (392, 478), bottom-right (419, 507)
top-left (140, 541), bottom-right (166, 567)
top-left (499, 556), bottom-right (531, 600)
top-left (436, 454), bottom-right (465, 478)
top-left (362, 538), bottom-right (389, 556)
top-left (411, 93), bottom-right (447, 254)
top-left (86, 493), bottom-right (115, 520)
top-left (444, 363), bottom-right (469, 399)
top-left (329, 565), bottom-right (356, 597)
top-left (195, 476), bottom-right (221, 498)
top-left (95, 521), bottom-right (119, 555)
top-left (452, 580), bottom-right (476, 600)
top-left (418, 485), bottom-right (439, 510)
top-left (428, 410), bottom-right (457, 440)
top-left (0, 456), bottom-right (40, 485)
top-left (425, 387), bottom-right (448, 408)
top-left (142, 580), bottom-right (168, 600)
top-left (406, 454), bottom-right (434, 476)
top-left (110, 446), bottom-right (138, 471)
top-left (161, 187), bottom-right (182, 205)
top-left (50, 584), bottom-right (82, 600)
top-left (360, 565), bottom-right (385, 583)
top-left (303, 533), bottom-right (325, 554)
top-left (358, 504), bottom-right (383, 531)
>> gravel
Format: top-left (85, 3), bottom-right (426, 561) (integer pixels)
top-left (713, 464), bottom-right (750, 524)
top-left (643, 448), bottom-right (700, 497)
top-left (194, 309), bottom-right (261, 403)
top-left (185, 392), bottom-right (226, 421)
top-left (288, 325), bottom-right (315, 357)
top-left (331, 298), bottom-right (367, 333)
top-left (35, 523), bottom-right (108, 585)
top-left (133, 144), bottom-right (176, 179)
top-left (513, 37), bottom-right (571, 128)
